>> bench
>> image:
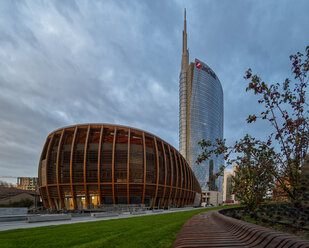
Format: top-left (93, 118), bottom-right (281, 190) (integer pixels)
top-left (91, 212), bottom-right (119, 218)
top-left (152, 209), bottom-right (164, 213)
top-left (169, 208), bottom-right (180, 211)
top-left (213, 210), bottom-right (309, 248)
top-left (131, 208), bottom-right (146, 215)
top-left (26, 214), bottom-right (72, 223)
top-left (173, 210), bottom-right (309, 248)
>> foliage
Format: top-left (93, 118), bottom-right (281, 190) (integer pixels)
top-left (231, 136), bottom-right (276, 210)
top-left (244, 46), bottom-right (309, 203)
top-left (197, 45), bottom-right (309, 207)
top-left (198, 135), bottom-right (276, 210)
top-left (231, 142), bottom-right (275, 210)
top-left (0, 206), bottom-right (236, 248)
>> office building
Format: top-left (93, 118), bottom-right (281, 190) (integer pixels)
top-left (179, 9), bottom-right (224, 190)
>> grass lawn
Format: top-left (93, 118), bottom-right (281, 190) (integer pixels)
top-left (0, 205), bottom-right (235, 248)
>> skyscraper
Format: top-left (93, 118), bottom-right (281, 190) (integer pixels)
top-left (179, 9), bottom-right (224, 191)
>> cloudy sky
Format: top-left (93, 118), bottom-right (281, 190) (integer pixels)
top-left (0, 0), bottom-right (308, 182)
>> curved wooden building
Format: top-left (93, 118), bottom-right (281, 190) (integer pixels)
top-left (38, 124), bottom-right (201, 210)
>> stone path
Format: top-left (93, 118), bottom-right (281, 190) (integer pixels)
top-left (173, 210), bottom-right (309, 248)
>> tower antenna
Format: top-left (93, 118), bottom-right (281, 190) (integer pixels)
top-left (181, 8), bottom-right (189, 71)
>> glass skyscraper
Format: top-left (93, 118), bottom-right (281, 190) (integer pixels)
top-left (179, 10), bottom-right (224, 191)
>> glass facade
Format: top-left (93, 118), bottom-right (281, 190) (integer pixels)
top-left (190, 59), bottom-right (223, 191)
top-left (179, 59), bottom-right (224, 191)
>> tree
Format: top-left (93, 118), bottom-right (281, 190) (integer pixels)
top-left (197, 46), bottom-right (309, 207)
top-left (199, 135), bottom-right (276, 210)
top-left (231, 136), bottom-right (276, 210)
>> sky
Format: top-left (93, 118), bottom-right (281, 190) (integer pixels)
top-left (0, 0), bottom-right (308, 183)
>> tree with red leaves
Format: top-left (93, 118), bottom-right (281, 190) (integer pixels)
top-left (197, 46), bottom-right (309, 207)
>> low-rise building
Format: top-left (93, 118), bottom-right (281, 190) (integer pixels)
top-left (201, 190), bottom-right (222, 207)
top-left (17, 177), bottom-right (38, 191)
top-left (223, 172), bottom-right (232, 202)
top-left (231, 164), bottom-right (239, 203)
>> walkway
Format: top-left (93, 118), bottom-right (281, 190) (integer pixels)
top-left (173, 210), bottom-right (309, 248)
top-left (0, 207), bottom-right (195, 232)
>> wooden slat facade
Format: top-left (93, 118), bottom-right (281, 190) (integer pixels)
top-left (38, 124), bottom-right (201, 210)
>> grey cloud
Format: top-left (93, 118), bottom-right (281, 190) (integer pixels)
top-left (0, 0), bottom-right (308, 181)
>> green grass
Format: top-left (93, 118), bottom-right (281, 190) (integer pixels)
top-left (0, 205), bottom-right (236, 248)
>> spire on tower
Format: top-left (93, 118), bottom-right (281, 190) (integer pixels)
top-left (184, 8), bottom-right (186, 33)
top-left (181, 8), bottom-right (189, 71)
